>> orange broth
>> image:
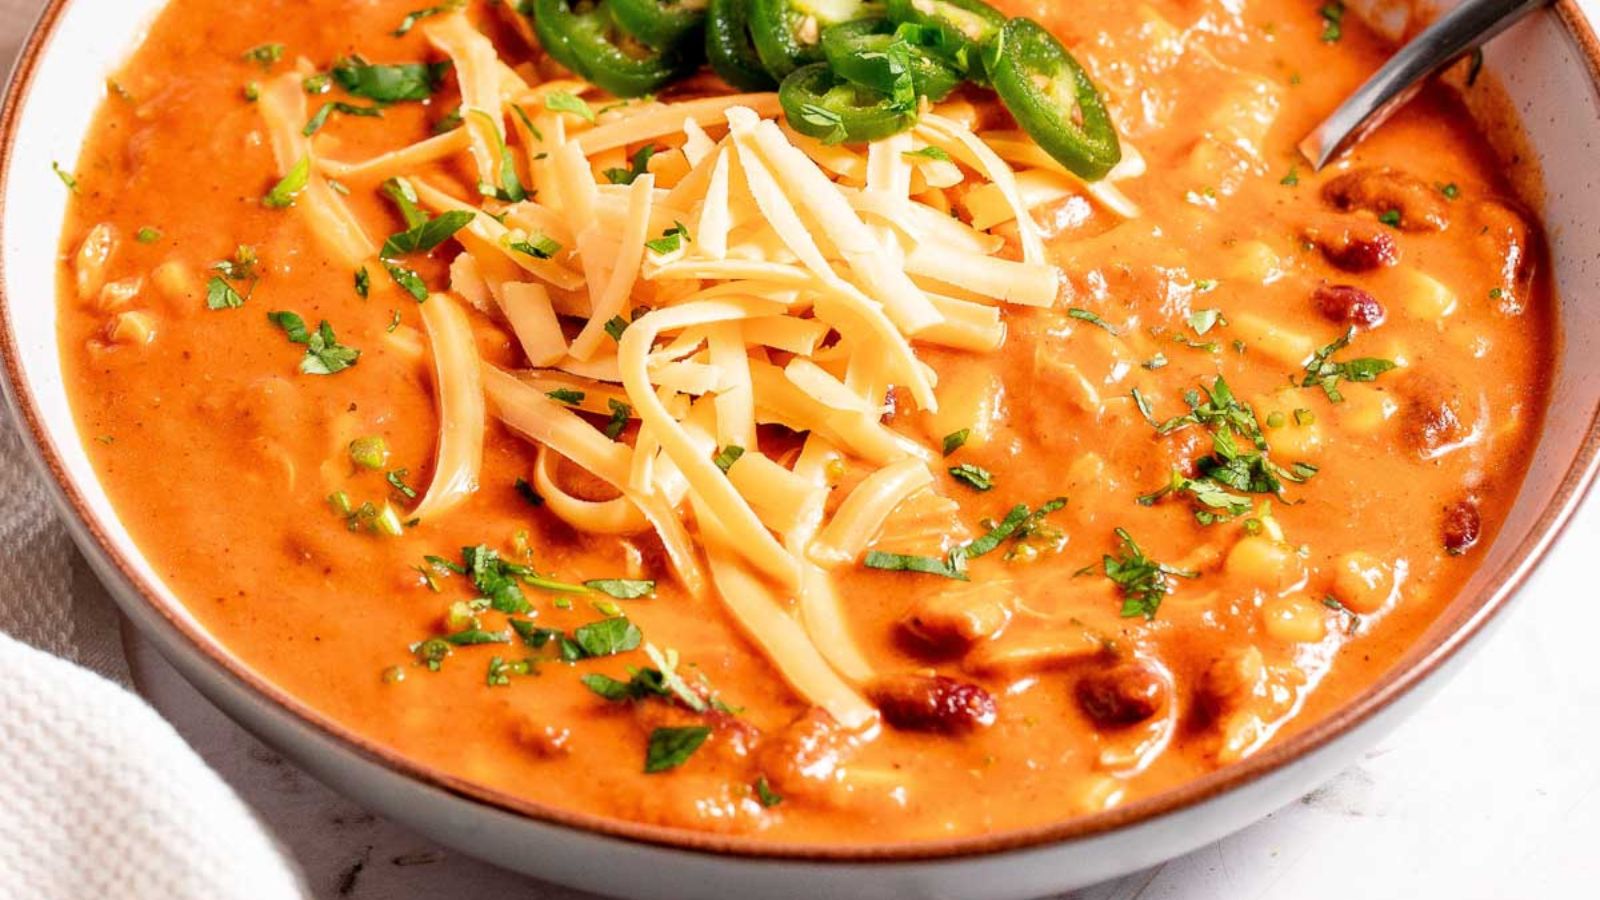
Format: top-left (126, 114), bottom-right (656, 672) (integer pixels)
top-left (57, 0), bottom-right (1552, 842)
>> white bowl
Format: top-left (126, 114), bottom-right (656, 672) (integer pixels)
top-left (3, 2), bottom-right (1598, 897)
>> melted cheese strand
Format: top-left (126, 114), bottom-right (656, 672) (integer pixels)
top-left (617, 299), bottom-right (800, 588)
top-left (257, 74), bottom-right (375, 266)
top-left (410, 293), bottom-right (485, 522)
top-left (809, 458), bottom-right (935, 568)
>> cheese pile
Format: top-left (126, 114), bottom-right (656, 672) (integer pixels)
top-left (257, 11), bottom-right (1141, 724)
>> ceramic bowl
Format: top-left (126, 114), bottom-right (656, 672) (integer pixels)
top-left (2, 1), bottom-right (1598, 897)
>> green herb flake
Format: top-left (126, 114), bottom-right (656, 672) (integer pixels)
top-left (755, 776), bottom-right (783, 808)
top-left (205, 276), bottom-right (246, 310)
top-left (545, 388), bottom-right (585, 405)
top-left (797, 103), bottom-right (847, 145)
top-left (941, 428), bottom-right (970, 456)
top-left (331, 56), bottom-right (448, 102)
top-left (603, 315), bottom-right (631, 342)
top-left (243, 43), bottom-right (285, 69)
top-left (1280, 167), bottom-right (1300, 186)
top-left (507, 232), bottom-right (562, 259)
top-left (1186, 308), bottom-right (1226, 336)
top-left (712, 445), bottom-right (745, 473)
top-left (585, 579), bottom-right (656, 600)
top-left (52, 162), bottom-right (77, 191)
top-left (1067, 307), bottom-right (1120, 334)
top-left (135, 227), bottom-right (161, 244)
top-left (603, 398), bottom-right (632, 441)
top-left (644, 726), bottom-right (711, 773)
top-left (863, 550), bottom-right (969, 580)
top-left (1300, 327), bottom-right (1397, 402)
top-left (948, 463), bottom-right (994, 492)
top-left (382, 208), bottom-right (475, 258)
top-left (268, 311), bottom-right (360, 375)
top-left (262, 155), bottom-right (311, 208)
top-left (1319, 2), bottom-right (1345, 43)
top-left (1439, 182), bottom-right (1460, 200)
top-left (903, 146), bottom-right (952, 163)
top-left (1104, 527), bottom-right (1196, 620)
top-left (1378, 209), bottom-right (1401, 228)
top-left (604, 144), bottom-right (659, 185)
top-left (544, 91), bottom-right (596, 123)
top-left (572, 616), bottom-right (643, 657)
top-left (354, 266), bottom-right (371, 299)
top-left (384, 262), bottom-right (429, 301)
top-left (393, 0), bottom-right (465, 36)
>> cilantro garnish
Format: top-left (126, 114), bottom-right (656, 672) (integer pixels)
top-left (267, 311), bottom-right (360, 375)
top-left (645, 726), bottom-right (711, 773)
top-left (1103, 528), bottom-right (1196, 619)
top-left (1300, 327), bottom-right (1397, 402)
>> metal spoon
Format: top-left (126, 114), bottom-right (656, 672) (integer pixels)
top-left (1299, 0), bottom-right (1551, 170)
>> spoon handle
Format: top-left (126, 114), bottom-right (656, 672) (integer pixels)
top-left (1299, 0), bottom-right (1550, 169)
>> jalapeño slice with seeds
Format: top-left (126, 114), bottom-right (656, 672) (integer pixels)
top-left (983, 17), bottom-right (1121, 180)
top-left (749, 0), bottom-right (873, 80)
top-left (884, 0), bottom-right (1004, 84)
top-left (820, 17), bottom-right (962, 102)
top-left (779, 62), bottom-right (918, 145)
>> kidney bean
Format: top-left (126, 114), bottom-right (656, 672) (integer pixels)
top-left (1075, 661), bottom-right (1171, 728)
top-left (868, 674), bottom-right (997, 734)
top-left (1324, 167), bottom-right (1449, 232)
top-left (1443, 498), bottom-right (1482, 556)
top-left (1305, 222), bottom-right (1400, 272)
top-left (1313, 283), bottom-right (1385, 328)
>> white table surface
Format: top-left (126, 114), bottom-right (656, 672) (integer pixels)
top-left (61, 0), bottom-right (1600, 895)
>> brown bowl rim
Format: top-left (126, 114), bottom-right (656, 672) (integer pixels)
top-left (2, 0), bottom-right (1599, 865)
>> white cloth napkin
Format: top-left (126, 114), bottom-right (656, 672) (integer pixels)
top-left (0, 632), bottom-right (304, 899)
top-left (0, 1), bottom-right (302, 895)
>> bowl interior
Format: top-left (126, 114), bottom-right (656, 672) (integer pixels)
top-left (2, 0), bottom-right (1599, 861)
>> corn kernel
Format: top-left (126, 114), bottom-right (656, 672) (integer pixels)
top-left (150, 260), bottom-right (197, 305)
top-left (97, 276), bottom-right (143, 311)
top-left (1262, 596), bottom-right (1327, 643)
top-left (104, 310), bottom-right (156, 345)
top-left (1331, 551), bottom-right (1394, 613)
top-left (1225, 536), bottom-right (1304, 592)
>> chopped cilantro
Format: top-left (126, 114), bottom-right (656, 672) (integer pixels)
top-left (1300, 327), bottom-right (1397, 402)
top-left (393, 0), bottom-right (464, 36)
top-left (1067, 307), bottom-right (1120, 334)
top-left (544, 90), bottom-right (595, 122)
top-left (755, 776), bottom-right (783, 807)
top-left (302, 100), bottom-right (384, 137)
top-left (381, 209), bottom-right (475, 258)
top-left (243, 43), bottom-right (285, 68)
top-left (545, 388), bottom-right (585, 405)
top-left (941, 429), bottom-right (970, 456)
top-left (331, 56), bottom-right (448, 102)
top-left (903, 146), bottom-right (952, 162)
top-left (135, 227), bottom-right (161, 244)
top-left (507, 232), bottom-right (562, 259)
top-left (712, 445), bottom-right (745, 473)
top-left (948, 463), bottom-right (994, 491)
top-left (604, 144), bottom-right (659, 185)
top-left (863, 549), bottom-right (968, 580)
top-left (355, 266), bottom-right (370, 298)
top-left (1104, 528), bottom-right (1196, 619)
top-left (205, 277), bottom-right (246, 310)
top-left (384, 262), bottom-right (429, 301)
top-left (603, 398), bottom-right (632, 440)
top-left (796, 103), bottom-right (847, 145)
top-left (267, 311), bottom-right (360, 375)
top-left (1319, 2), bottom-right (1345, 43)
top-left (585, 579), bottom-right (656, 600)
top-left (644, 726), bottom-right (711, 773)
top-left (262, 156), bottom-right (311, 208)
top-left (573, 616), bottom-right (643, 657)
top-left (513, 477), bottom-right (543, 507)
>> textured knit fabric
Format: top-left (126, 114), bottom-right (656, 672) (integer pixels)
top-left (0, 632), bottom-right (304, 898)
